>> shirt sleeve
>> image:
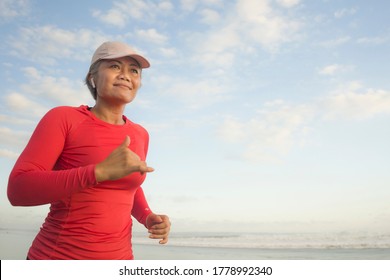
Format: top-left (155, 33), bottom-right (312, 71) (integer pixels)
top-left (7, 107), bottom-right (98, 206)
top-left (131, 187), bottom-right (153, 226)
top-left (130, 124), bottom-right (153, 226)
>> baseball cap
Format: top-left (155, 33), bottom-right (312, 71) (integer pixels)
top-left (90, 41), bottom-right (150, 68)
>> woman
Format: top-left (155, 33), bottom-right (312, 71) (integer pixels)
top-left (7, 41), bottom-right (171, 260)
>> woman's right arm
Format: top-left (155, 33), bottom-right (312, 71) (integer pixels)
top-left (7, 108), bottom-right (97, 206)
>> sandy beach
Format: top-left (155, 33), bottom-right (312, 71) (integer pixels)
top-left (133, 244), bottom-right (390, 260)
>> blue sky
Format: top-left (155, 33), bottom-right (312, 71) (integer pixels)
top-left (0, 0), bottom-right (389, 234)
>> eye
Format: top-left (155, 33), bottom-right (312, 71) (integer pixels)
top-left (109, 63), bottom-right (120, 70)
top-left (130, 68), bottom-right (140, 77)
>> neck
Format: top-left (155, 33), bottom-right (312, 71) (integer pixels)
top-left (90, 102), bottom-right (126, 125)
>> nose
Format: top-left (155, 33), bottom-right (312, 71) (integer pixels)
top-left (118, 71), bottom-right (131, 82)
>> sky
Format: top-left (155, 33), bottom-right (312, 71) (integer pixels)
top-left (0, 0), bottom-right (389, 235)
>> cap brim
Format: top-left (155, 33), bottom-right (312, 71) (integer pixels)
top-left (93, 52), bottom-right (150, 68)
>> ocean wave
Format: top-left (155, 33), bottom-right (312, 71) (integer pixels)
top-left (132, 231), bottom-right (390, 249)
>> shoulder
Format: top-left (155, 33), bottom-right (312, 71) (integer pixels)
top-left (132, 122), bottom-right (149, 140)
top-left (43, 105), bottom-right (89, 120)
top-left (39, 106), bottom-right (91, 131)
top-left (124, 117), bottom-right (149, 138)
top-left (46, 105), bottom-right (88, 115)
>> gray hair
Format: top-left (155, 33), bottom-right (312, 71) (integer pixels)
top-left (84, 60), bottom-right (103, 100)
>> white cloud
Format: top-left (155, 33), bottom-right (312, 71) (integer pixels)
top-left (159, 47), bottom-right (178, 58)
top-left (136, 28), bottom-right (168, 45)
top-left (1, 66), bottom-right (94, 159)
top-left (191, 0), bottom-right (302, 68)
top-left (334, 8), bottom-right (357, 19)
top-left (201, 0), bottom-right (223, 6)
top-left (276, 0), bottom-right (301, 8)
top-left (92, 8), bottom-right (127, 27)
top-left (319, 64), bottom-right (341, 75)
top-left (236, 0), bottom-right (301, 50)
top-left (0, 114), bottom-right (36, 126)
top-left (2, 67), bottom-right (92, 122)
top-left (217, 82), bottom-right (390, 162)
top-left (150, 73), bottom-right (231, 109)
top-left (217, 118), bottom-right (246, 143)
top-left (20, 67), bottom-right (92, 106)
top-left (112, 0), bottom-right (148, 21)
top-left (323, 82), bottom-right (390, 120)
top-left (0, 126), bottom-right (30, 157)
top-left (91, 0), bottom-right (302, 70)
top-left (93, 0), bottom-right (173, 27)
top-left (318, 36), bottom-right (351, 48)
top-left (0, 148), bottom-right (19, 159)
top-left (166, 78), bottom-right (230, 109)
top-left (184, 0), bottom-right (222, 10)
top-left (319, 64), bottom-right (352, 75)
top-left (192, 24), bottom-right (239, 68)
top-left (218, 100), bottom-right (313, 162)
top-left (0, 0), bottom-right (29, 20)
top-left (8, 25), bottom-right (107, 64)
top-left (158, 1), bottom-right (174, 11)
top-left (357, 35), bottom-right (389, 45)
top-left (199, 8), bottom-right (221, 25)
top-left (5, 92), bottom-right (48, 118)
top-left (180, 0), bottom-right (197, 12)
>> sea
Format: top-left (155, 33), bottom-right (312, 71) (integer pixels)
top-left (1, 229), bottom-right (389, 260)
top-left (132, 231), bottom-right (390, 260)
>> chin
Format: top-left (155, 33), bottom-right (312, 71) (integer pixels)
top-left (119, 92), bottom-right (137, 103)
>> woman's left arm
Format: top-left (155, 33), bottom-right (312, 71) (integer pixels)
top-left (132, 187), bottom-right (171, 244)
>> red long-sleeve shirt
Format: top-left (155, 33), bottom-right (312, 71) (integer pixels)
top-left (7, 105), bottom-right (152, 259)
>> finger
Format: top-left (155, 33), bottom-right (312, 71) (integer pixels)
top-left (149, 217), bottom-right (170, 230)
top-left (148, 227), bottom-right (168, 234)
top-left (159, 236), bottom-right (169, 244)
top-left (140, 167), bottom-right (154, 177)
top-left (139, 165), bottom-right (155, 173)
top-left (148, 232), bottom-right (164, 239)
top-left (148, 231), bottom-right (167, 238)
top-left (148, 233), bottom-right (169, 244)
top-left (149, 223), bottom-right (168, 230)
top-left (151, 215), bottom-right (168, 224)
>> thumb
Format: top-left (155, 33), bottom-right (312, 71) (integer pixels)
top-left (120, 135), bottom-right (130, 148)
top-left (147, 214), bottom-right (163, 226)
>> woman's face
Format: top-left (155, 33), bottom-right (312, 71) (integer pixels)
top-left (94, 56), bottom-right (142, 105)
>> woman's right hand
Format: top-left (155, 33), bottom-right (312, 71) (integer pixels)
top-left (94, 136), bottom-right (154, 182)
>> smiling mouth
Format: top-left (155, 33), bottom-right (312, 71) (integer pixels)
top-left (114, 84), bottom-right (132, 90)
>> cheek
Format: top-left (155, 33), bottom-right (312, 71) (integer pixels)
top-left (95, 76), bottom-right (106, 88)
top-left (132, 79), bottom-right (142, 90)
top-left (95, 78), bottom-right (111, 97)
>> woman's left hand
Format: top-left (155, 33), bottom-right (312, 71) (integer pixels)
top-left (146, 213), bottom-right (171, 244)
